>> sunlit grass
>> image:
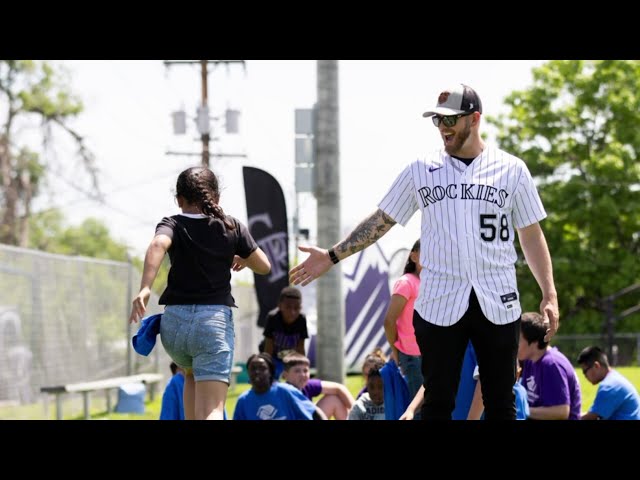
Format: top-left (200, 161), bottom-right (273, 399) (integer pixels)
top-left (2, 367), bottom-right (637, 419)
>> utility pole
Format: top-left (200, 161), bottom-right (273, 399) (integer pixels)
top-left (164, 60), bottom-right (245, 167)
top-left (293, 107), bottom-right (315, 262)
top-left (315, 60), bottom-right (343, 383)
top-left (200, 60), bottom-right (210, 167)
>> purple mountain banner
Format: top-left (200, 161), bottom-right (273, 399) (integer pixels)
top-left (306, 244), bottom-right (408, 372)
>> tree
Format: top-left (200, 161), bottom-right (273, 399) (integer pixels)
top-left (0, 60), bottom-right (99, 247)
top-left (28, 209), bottom-right (169, 294)
top-left (31, 213), bottom-right (128, 260)
top-left (488, 60), bottom-right (640, 333)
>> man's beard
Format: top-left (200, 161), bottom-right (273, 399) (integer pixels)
top-left (444, 119), bottom-right (471, 156)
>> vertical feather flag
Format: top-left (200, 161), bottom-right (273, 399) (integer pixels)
top-left (242, 167), bottom-right (289, 328)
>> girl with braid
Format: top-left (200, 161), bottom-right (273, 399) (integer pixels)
top-left (129, 166), bottom-right (271, 420)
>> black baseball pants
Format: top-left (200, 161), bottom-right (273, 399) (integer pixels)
top-left (413, 288), bottom-right (520, 420)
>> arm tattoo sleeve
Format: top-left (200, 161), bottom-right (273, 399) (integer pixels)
top-left (336, 209), bottom-right (396, 256)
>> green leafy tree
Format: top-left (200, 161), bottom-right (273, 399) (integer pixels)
top-left (0, 60), bottom-right (99, 247)
top-left (29, 209), bottom-right (169, 294)
top-left (29, 211), bottom-right (126, 260)
top-left (488, 60), bottom-right (640, 333)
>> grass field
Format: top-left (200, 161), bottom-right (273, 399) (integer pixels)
top-left (2, 367), bottom-right (638, 419)
top-left (131, 366), bottom-right (640, 420)
top-left (214, 367), bottom-right (639, 420)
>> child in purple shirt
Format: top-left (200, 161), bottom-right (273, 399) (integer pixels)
top-left (518, 312), bottom-right (581, 420)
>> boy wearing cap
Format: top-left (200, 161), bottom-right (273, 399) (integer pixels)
top-left (290, 83), bottom-right (558, 421)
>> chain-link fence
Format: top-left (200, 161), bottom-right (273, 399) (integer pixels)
top-left (551, 333), bottom-right (640, 367)
top-left (9, 240), bottom-right (633, 418)
top-left (0, 244), bottom-right (262, 419)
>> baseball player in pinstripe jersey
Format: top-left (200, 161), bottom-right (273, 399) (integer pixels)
top-left (290, 84), bottom-right (559, 420)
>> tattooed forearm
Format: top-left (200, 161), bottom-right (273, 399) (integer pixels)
top-left (336, 209), bottom-right (396, 256)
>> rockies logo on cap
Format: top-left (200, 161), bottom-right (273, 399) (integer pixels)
top-left (423, 84), bottom-right (483, 118)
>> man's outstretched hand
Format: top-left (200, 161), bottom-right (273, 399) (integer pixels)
top-left (289, 245), bottom-right (334, 286)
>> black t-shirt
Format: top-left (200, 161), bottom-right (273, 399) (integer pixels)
top-left (156, 214), bottom-right (258, 306)
top-left (263, 308), bottom-right (309, 358)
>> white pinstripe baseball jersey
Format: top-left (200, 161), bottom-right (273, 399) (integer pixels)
top-left (378, 144), bottom-right (546, 326)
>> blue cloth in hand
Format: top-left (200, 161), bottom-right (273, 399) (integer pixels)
top-left (132, 313), bottom-right (162, 356)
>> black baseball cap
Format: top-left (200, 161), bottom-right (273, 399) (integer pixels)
top-left (422, 84), bottom-right (483, 117)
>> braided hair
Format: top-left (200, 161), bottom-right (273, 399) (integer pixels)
top-left (175, 166), bottom-right (235, 230)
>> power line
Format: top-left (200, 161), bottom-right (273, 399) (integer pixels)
top-left (164, 60), bottom-right (246, 167)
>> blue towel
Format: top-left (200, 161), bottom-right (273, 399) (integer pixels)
top-left (380, 359), bottom-right (411, 420)
top-left (132, 313), bottom-right (162, 356)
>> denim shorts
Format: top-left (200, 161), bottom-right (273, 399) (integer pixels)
top-left (160, 305), bottom-right (234, 383)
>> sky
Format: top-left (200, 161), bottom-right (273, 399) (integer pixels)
top-left (32, 60), bottom-right (546, 276)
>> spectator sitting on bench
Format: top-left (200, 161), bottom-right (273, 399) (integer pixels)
top-left (282, 352), bottom-right (355, 420)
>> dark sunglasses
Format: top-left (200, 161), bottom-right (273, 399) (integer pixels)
top-left (432, 112), bottom-right (473, 128)
top-left (582, 364), bottom-right (594, 376)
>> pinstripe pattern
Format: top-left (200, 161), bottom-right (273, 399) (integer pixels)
top-left (378, 145), bottom-right (546, 326)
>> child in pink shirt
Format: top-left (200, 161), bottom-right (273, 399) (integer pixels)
top-left (383, 239), bottom-right (423, 404)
